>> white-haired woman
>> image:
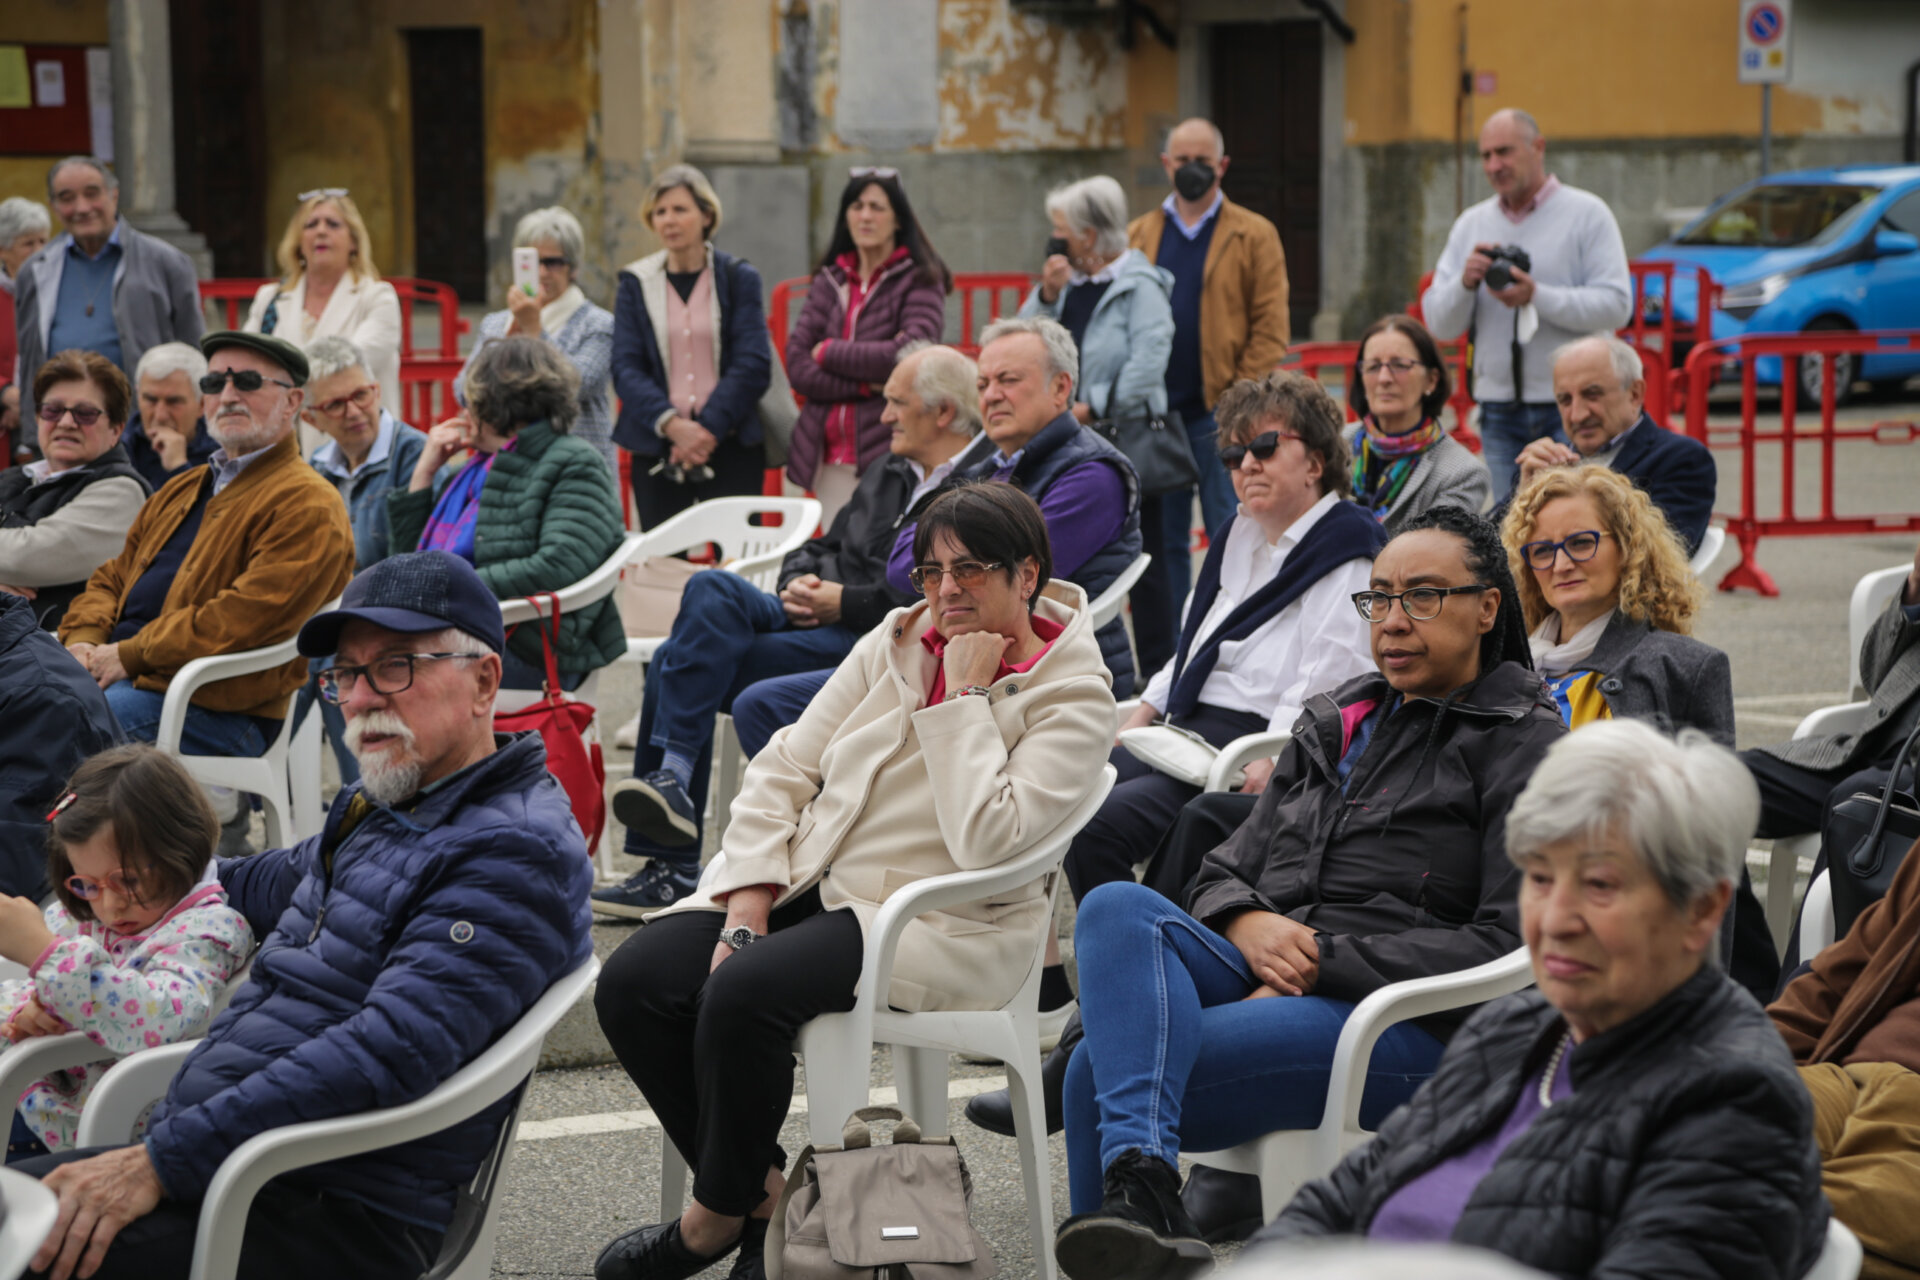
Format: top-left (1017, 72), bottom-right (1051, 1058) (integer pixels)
top-left (0, 197), bottom-right (52, 453)
top-left (1256, 720), bottom-right (1828, 1280)
top-left (460, 205), bottom-right (616, 470)
top-left (1019, 174), bottom-right (1180, 674)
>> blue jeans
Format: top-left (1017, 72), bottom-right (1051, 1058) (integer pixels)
top-left (731, 668), bottom-right (836, 760)
top-left (103, 681), bottom-right (277, 758)
top-left (629, 571), bottom-right (858, 864)
top-left (1477, 401), bottom-right (1565, 503)
top-left (1160, 410), bottom-right (1234, 606)
top-left (1064, 882), bottom-right (1445, 1213)
top-left (291, 668), bottom-right (359, 785)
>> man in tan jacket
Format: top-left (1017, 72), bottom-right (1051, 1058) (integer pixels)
top-left (1128, 116), bottom-right (1290, 604)
top-left (60, 330), bottom-right (354, 765)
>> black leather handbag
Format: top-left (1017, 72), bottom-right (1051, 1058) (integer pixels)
top-left (1828, 718), bottom-right (1920, 940)
top-left (1089, 375), bottom-right (1199, 498)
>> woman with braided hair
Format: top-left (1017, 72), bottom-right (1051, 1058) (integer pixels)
top-left (1051, 508), bottom-right (1565, 1280)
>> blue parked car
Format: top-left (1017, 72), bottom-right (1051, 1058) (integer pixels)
top-left (1638, 165), bottom-right (1920, 405)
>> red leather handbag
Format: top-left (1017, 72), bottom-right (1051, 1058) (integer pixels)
top-left (494, 593), bottom-right (605, 851)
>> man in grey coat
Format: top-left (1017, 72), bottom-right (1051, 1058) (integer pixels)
top-left (12, 155), bottom-right (203, 449)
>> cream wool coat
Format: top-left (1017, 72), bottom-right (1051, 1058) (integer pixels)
top-left (655, 580), bottom-right (1117, 1012)
top-left (244, 275), bottom-right (403, 454)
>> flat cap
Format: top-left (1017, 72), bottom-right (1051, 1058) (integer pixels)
top-left (200, 330), bottom-right (310, 386)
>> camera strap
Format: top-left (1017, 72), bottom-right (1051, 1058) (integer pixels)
top-left (1509, 307), bottom-right (1525, 407)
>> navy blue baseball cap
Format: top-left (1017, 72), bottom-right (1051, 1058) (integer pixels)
top-left (297, 550), bottom-right (506, 658)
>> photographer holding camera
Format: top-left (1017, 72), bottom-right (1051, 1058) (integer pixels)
top-left (1421, 108), bottom-right (1632, 501)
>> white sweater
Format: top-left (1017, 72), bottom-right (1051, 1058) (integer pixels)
top-left (1420, 183), bottom-right (1632, 404)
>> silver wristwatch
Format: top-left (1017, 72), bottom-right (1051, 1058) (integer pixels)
top-left (719, 924), bottom-right (761, 951)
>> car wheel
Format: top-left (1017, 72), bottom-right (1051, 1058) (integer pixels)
top-left (1797, 317), bottom-right (1857, 408)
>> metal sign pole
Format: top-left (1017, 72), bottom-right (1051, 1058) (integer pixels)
top-left (1761, 83), bottom-right (1773, 175)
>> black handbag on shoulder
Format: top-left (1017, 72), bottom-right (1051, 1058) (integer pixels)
top-left (1828, 718), bottom-right (1920, 940)
top-left (1088, 374), bottom-right (1199, 498)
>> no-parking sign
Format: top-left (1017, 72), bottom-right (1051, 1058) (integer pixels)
top-left (1738, 0), bottom-right (1793, 85)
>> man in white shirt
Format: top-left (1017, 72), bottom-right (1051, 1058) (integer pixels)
top-left (1420, 109), bottom-right (1632, 501)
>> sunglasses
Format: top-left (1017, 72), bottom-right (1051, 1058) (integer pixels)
top-left (200, 369), bottom-right (296, 395)
top-left (1519, 530), bottom-right (1611, 571)
top-left (850, 166), bottom-right (899, 180)
top-left (908, 560), bottom-right (1007, 594)
top-left (37, 401), bottom-right (106, 427)
top-left (65, 868), bottom-right (143, 902)
top-left (1218, 430), bottom-right (1298, 469)
top-left (537, 256), bottom-right (570, 270)
top-left (298, 187), bottom-right (349, 202)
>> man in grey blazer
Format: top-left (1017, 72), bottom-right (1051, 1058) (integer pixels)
top-left (12, 155), bottom-right (203, 451)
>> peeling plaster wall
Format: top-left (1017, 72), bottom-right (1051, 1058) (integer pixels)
top-left (935, 1), bottom-right (1128, 151)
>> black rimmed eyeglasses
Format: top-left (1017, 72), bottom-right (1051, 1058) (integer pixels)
top-left (1518, 530), bottom-right (1611, 571)
top-left (1351, 584), bottom-right (1489, 623)
top-left (316, 653), bottom-right (481, 703)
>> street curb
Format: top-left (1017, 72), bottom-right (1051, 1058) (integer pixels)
top-left (537, 983), bottom-right (621, 1071)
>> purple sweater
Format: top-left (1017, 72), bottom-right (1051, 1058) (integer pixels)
top-left (886, 451), bottom-right (1127, 595)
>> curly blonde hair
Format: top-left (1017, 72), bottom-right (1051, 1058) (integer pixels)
top-left (1501, 466), bottom-right (1703, 634)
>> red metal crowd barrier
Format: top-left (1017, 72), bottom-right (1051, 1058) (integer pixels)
top-left (1681, 329), bottom-right (1920, 597)
top-left (198, 277), bottom-right (470, 359)
top-left (1280, 339), bottom-right (1482, 454)
top-left (765, 272), bottom-right (1034, 364)
top-left (397, 356), bottom-right (465, 427)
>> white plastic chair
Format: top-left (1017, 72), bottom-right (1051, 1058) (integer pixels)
top-left (1846, 566), bottom-right (1911, 701)
top-left (1688, 525), bottom-right (1726, 579)
top-left (1183, 947), bottom-right (1535, 1221)
top-left (1089, 552), bottom-right (1151, 631)
top-left (659, 767), bottom-right (1117, 1280)
top-left (621, 496), bottom-right (823, 668)
top-left (1205, 730), bottom-right (1294, 794)
top-left (495, 529), bottom-right (649, 716)
top-left (1806, 1217), bottom-right (1864, 1280)
top-left (1800, 870), bottom-right (1836, 959)
top-left (155, 597), bottom-right (343, 846)
top-left (0, 1167), bottom-right (59, 1280)
top-left (74, 956), bottom-right (598, 1280)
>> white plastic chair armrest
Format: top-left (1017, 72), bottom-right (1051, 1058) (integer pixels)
top-left (155, 642), bottom-right (301, 755)
top-left (1088, 554), bottom-right (1152, 631)
top-left (1792, 701), bottom-right (1871, 741)
top-left (725, 549), bottom-right (785, 583)
top-left (0, 1167), bottom-right (59, 1274)
top-left (1801, 871), bottom-right (1836, 958)
top-left (1205, 732), bottom-right (1293, 794)
top-left (1324, 947), bottom-right (1534, 1138)
top-left (500, 531), bottom-right (648, 625)
top-left (74, 1041), bottom-right (198, 1147)
top-left (0, 1031), bottom-right (118, 1123)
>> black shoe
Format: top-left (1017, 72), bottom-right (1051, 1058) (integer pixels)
top-left (611, 771), bottom-right (701, 848)
top-left (1054, 1150), bottom-right (1213, 1280)
top-left (964, 1008), bottom-right (1081, 1137)
top-left (595, 1219), bottom-right (737, 1280)
top-left (591, 860), bottom-right (700, 920)
top-left (726, 1217), bottom-right (769, 1280)
top-left (1180, 1165), bottom-right (1264, 1244)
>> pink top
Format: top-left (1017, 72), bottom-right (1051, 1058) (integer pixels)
top-left (822, 247), bottom-right (911, 466)
top-left (665, 266), bottom-right (720, 417)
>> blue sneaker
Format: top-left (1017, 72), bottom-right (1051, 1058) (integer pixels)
top-left (591, 860), bottom-right (699, 919)
top-left (610, 770), bottom-right (701, 848)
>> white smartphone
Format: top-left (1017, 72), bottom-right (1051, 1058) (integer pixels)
top-left (511, 247), bottom-right (539, 296)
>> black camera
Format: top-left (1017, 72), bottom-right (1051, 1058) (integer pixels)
top-left (1483, 244), bottom-right (1532, 291)
top-left (1044, 236), bottom-right (1070, 261)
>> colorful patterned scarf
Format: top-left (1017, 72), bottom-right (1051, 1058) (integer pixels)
top-left (419, 437), bottom-right (518, 561)
top-left (1352, 416), bottom-right (1446, 522)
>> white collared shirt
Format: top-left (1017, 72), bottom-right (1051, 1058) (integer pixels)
top-left (208, 438), bottom-right (280, 496)
top-left (1161, 190), bottom-right (1224, 241)
top-left (1140, 491), bottom-right (1377, 734)
top-left (310, 409), bottom-right (400, 495)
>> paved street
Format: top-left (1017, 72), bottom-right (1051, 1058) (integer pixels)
top-left (484, 387), bottom-right (1920, 1277)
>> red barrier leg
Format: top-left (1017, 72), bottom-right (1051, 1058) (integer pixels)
top-left (1716, 525), bottom-right (1779, 597)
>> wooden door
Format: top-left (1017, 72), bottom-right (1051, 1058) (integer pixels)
top-left (405, 28), bottom-right (487, 301)
top-left (1210, 21), bottom-right (1322, 340)
top-left (170, 0), bottom-right (266, 277)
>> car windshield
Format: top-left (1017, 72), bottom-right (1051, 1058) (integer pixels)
top-left (1677, 184), bottom-right (1879, 249)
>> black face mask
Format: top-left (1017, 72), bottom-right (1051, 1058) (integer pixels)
top-left (1173, 160), bottom-right (1215, 202)
top-left (1044, 236), bottom-right (1070, 260)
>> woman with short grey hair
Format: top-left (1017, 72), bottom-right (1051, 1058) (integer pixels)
top-left (459, 204), bottom-right (616, 470)
top-left (0, 197), bottom-right (53, 451)
top-left (1256, 720), bottom-right (1827, 1280)
top-left (390, 335), bottom-right (626, 689)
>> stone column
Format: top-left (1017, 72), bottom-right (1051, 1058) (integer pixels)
top-left (108, 0), bottom-right (211, 275)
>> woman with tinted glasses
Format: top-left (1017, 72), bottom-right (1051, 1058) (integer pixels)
top-left (591, 483), bottom-right (1116, 1280)
top-left (0, 350), bottom-right (149, 629)
top-left (1345, 315), bottom-right (1488, 534)
top-left (785, 169), bottom-right (951, 527)
top-left (1051, 507), bottom-right (1564, 1280)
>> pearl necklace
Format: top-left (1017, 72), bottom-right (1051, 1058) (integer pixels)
top-left (1538, 1030), bottom-right (1572, 1107)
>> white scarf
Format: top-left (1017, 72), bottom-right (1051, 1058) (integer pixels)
top-left (540, 284), bottom-right (588, 336)
top-left (1528, 608), bottom-right (1615, 678)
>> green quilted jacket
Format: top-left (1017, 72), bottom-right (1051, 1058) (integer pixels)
top-left (388, 419), bottom-right (626, 676)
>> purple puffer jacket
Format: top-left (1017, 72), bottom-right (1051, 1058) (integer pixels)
top-left (783, 259), bottom-right (948, 488)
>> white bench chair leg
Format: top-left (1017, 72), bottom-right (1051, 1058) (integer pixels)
top-left (1771, 835), bottom-right (1816, 956)
top-left (660, 1140), bottom-right (690, 1224)
top-left (895, 1046), bottom-right (952, 1139)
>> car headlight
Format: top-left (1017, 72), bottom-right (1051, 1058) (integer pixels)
top-left (1720, 272), bottom-right (1791, 318)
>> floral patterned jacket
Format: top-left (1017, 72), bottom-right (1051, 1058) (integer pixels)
top-left (2, 878), bottom-right (253, 1151)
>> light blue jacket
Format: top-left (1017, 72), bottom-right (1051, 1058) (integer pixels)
top-left (1018, 248), bottom-right (1173, 419)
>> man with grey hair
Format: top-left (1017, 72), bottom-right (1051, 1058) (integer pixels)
top-left (13, 156), bottom-right (203, 445)
top-left (1509, 333), bottom-right (1715, 554)
top-left (126, 341), bottom-right (218, 489)
top-left (593, 343), bottom-right (990, 913)
top-left (1, 196), bottom-right (52, 455)
top-left (1422, 108), bottom-right (1632, 502)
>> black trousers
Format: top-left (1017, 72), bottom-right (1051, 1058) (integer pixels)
top-left (594, 889), bottom-right (863, 1217)
top-left (630, 434), bottom-right (767, 531)
top-left (1131, 498), bottom-right (1177, 678)
top-left (1063, 705), bottom-right (1269, 904)
top-left (16, 1147), bottom-right (441, 1280)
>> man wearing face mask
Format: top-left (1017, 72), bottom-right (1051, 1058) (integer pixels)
top-left (1128, 118), bottom-right (1291, 606)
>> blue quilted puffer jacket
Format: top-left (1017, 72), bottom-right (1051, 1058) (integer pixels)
top-left (142, 732), bottom-right (593, 1229)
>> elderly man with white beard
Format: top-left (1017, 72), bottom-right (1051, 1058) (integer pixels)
top-left (59, 330), bottom-right (354, 766)
top-left (16, 550), bottom-right (594, 1280)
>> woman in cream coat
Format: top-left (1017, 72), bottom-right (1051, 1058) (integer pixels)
top-left (593, 481), bottom-right (1116, 1280)
top-left (244, 190), bottom-right (401, 452)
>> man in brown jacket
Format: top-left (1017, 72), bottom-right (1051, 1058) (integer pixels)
top-left (1772, 842), bottom-right (1920, 1279)
top-left (60, 330), bottom-right (354, 763)
top-left (1127, 116), bottom-right (1290, 605)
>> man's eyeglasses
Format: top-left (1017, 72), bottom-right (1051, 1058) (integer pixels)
top-left (1361, 358), bottom-right (1424, 378)
top-left (1218, 430), bottom-right (1298, 469)
top-left (200, 369), bottom-right (296, 395)
top-left (1351, 584), bottom-right (1490, 623)
top-left (316, 652), bottom-right (479, 703)
top-left (37, 402), bottom-right (106, 427)
top-left (65, 869), bottom-right (143, 902)
top-left (1519, 530), bottom-right (1611, 571)
top-left (298, 187), bottom-right (350, 203)
top-left (908, 561), bottom-right (1007, 594)
top-left (850, 166), bottom-right (899, 180)
top-left (312, 385), bottom-right (377, 418)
